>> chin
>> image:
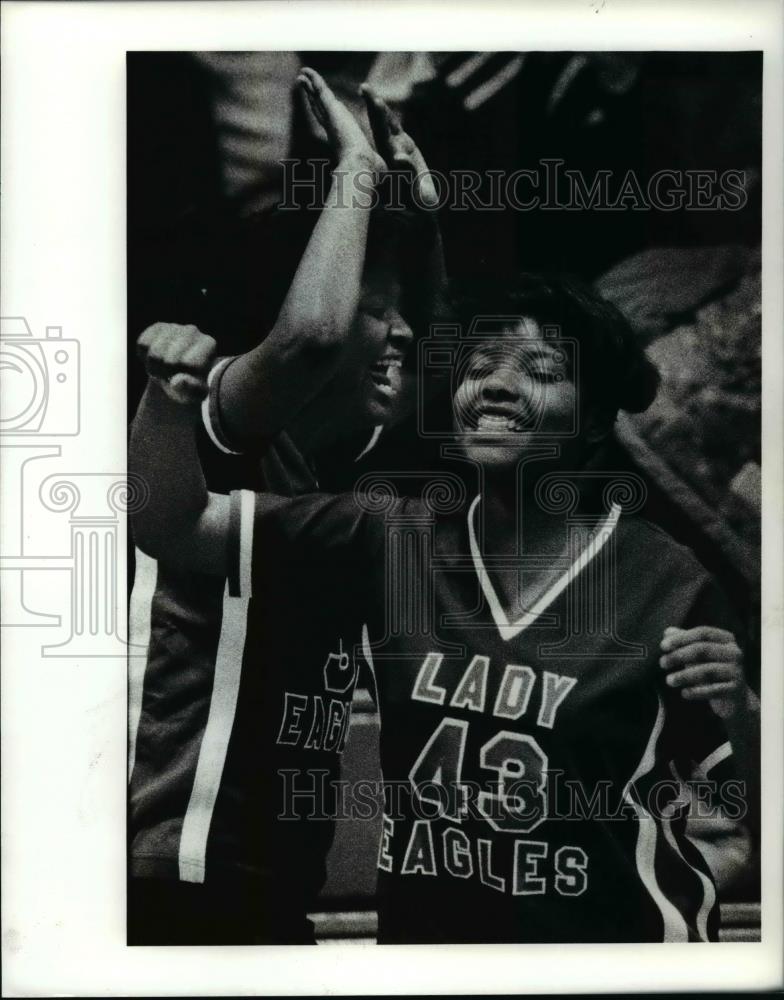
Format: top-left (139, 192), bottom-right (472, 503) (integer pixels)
top-left (362, 388), bottom-right (400, 426)
top-left (457, 432), bottom-right (525, 469)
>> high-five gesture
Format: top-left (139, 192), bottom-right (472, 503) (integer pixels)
top-left (297, 66), bottom-right (385, 174)
top-left (360, 83), bottom-right (439, 208)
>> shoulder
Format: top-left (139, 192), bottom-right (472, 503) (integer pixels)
top-left (615, 514), bottom-right (710, 580)
top-left (614, 514), bottom-right (741, 633)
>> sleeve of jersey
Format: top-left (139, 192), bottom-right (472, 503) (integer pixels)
top-left (664, 576), bottom-right (745, 785)
top-left (231, 489), bottom-right (398, 608)
top-left (202, 356), bottom-right (244, 455)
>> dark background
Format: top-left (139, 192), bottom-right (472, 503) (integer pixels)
top-left (127, 51), bottom-right (762, 933)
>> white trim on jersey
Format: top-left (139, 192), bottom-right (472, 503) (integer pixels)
top-left (622, 695), bottom-right (690, 942)
top-left (467, 494), bottom-right (622, 642)
top-left (178, 487), bottom-right (255, 882)
top-left (662, 760), bottom-right (716, 942)
top-left (178, 584), bottom-right (249, 883)
top-left (693, 740), bottom-right (733, 780)
top-left (202, 357), bottom-right (243, 455)
top-left (127, 548), bottom-right (158, 781)
top-left (354, 425), bottom-right (383, 463)
top-left (239, 489), bottom-right (255, 599)
top-left (361, 624), bottom-right (382, 725)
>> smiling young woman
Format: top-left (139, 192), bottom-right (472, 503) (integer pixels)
top-left (130, 270), bottom-right (758, 944)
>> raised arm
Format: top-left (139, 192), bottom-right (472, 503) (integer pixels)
top-left (215, 67), bottom-right (386, 448)
top-left (130, 324), bottom-right (231, 575)
top-left (130, 324), bottom-right (385, 584)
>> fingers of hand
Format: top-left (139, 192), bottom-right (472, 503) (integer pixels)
top-left (137, 323), bottom-right (215, 384)
top-left (296, 74), bottom-right (327, 129)
top-left (299, 67), bottom-right (341, 127)
top-left (361, 84), bottom-right (400, 137)
top-left (159, 372), bottom-right (209, 405)
top-left (660, 638), bottom-right (742, 671)
top-left (664, 661), bottom-right (738, 689)
top-left (359, 88), bottom-right (439, 207)
top-left (660, 625), bottom-right (735, 651)
top-left (413, 171), bottom-right (440, 208)
top-left (679, 682), bottom-right (738, 702)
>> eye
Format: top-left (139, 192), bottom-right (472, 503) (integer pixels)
top-left (464, 354), bottom-right (495, 379)
top-left (361, 300), bottom-right (387, 319)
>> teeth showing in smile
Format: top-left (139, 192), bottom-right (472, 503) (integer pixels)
top-left (370, 359), bottom-right (403, 395)
top-left (475, 412), bottom-right (517, 432)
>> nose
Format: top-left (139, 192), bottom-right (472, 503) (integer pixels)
top-left (387, 311), bottom-right (413, 351)
top-left (479, 365), bottom-right (520, 405)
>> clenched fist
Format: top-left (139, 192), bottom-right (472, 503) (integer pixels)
top-left (137, 323), bottom-right (217, 405)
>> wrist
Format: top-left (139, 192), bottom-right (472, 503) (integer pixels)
top-left (336, 148), bottom-right (384, 180)
top-left (147, 377), bottom-right (204, 423)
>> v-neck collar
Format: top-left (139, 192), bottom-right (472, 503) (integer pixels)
top-left (466, 493), bottom-right (622, 642)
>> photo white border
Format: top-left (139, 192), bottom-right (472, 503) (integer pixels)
top-left (1, 0), bottom-right (782, 994)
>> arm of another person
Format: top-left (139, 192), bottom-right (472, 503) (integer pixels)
top-left (130, 323), bottom-right (389, 581)
top-left (130, 325), bottom-right (230, 574)
top-left (361, 82), bottom-right (449, 305)
top-left (216, 67), bottom-right (387, 448)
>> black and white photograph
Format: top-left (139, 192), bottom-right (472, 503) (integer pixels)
top-left (127, 49), bottom-right (762, 946)
top-left (1, 1), bottom-right (782, 995)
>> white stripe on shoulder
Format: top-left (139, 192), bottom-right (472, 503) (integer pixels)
top-left (178, 582), bottom-right (248, 883)
top-left (127, 548), bottom-right (158, 781)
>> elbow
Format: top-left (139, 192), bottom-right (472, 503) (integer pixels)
top-left (279, 316), bottom-right (348, 363)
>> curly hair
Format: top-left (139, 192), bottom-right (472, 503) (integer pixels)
top-left (452, 271), bottom-right (660, 422)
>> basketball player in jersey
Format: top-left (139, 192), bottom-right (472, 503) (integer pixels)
top-left (128, 68), bottom-right (444, 943)
top-left (130, 268), bottom-right (758, 943)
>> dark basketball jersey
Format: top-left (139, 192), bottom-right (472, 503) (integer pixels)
top-left (244, 488), bottom-right (740, 943)
top-left (128, 360), bottom-right (363, 917)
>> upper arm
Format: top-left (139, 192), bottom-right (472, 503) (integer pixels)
top-left (136, 490), bottom-right (233, 580)
top-left (211, 321), bottom-right (345, 449)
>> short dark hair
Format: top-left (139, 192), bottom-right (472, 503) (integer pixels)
top-left (452, 271), bottom-right (660, 420)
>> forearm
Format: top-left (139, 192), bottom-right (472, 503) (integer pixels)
top-left (724, 688), bottom-right (761, 831)
top-left (278, 150), bottom-right (378, 342)
top-left (129, 381), bottom-right (208, 555)
top-left (219, 151), bottom-right (380, 443)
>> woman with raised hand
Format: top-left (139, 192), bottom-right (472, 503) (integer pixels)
top-left (131, 243), bottom-right (758, 943)
top-left (128, 68), bottom-right (445, 945)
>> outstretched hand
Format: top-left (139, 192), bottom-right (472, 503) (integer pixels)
top-left (297, 66), bottom-right (385, 173)
top-left (360, 83), bottom-right (439, 208)
top-left (137, 323), bottom-right (217, 406)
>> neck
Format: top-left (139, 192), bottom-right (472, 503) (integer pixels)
top-left (481, 461), bottom-right (576, 557)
